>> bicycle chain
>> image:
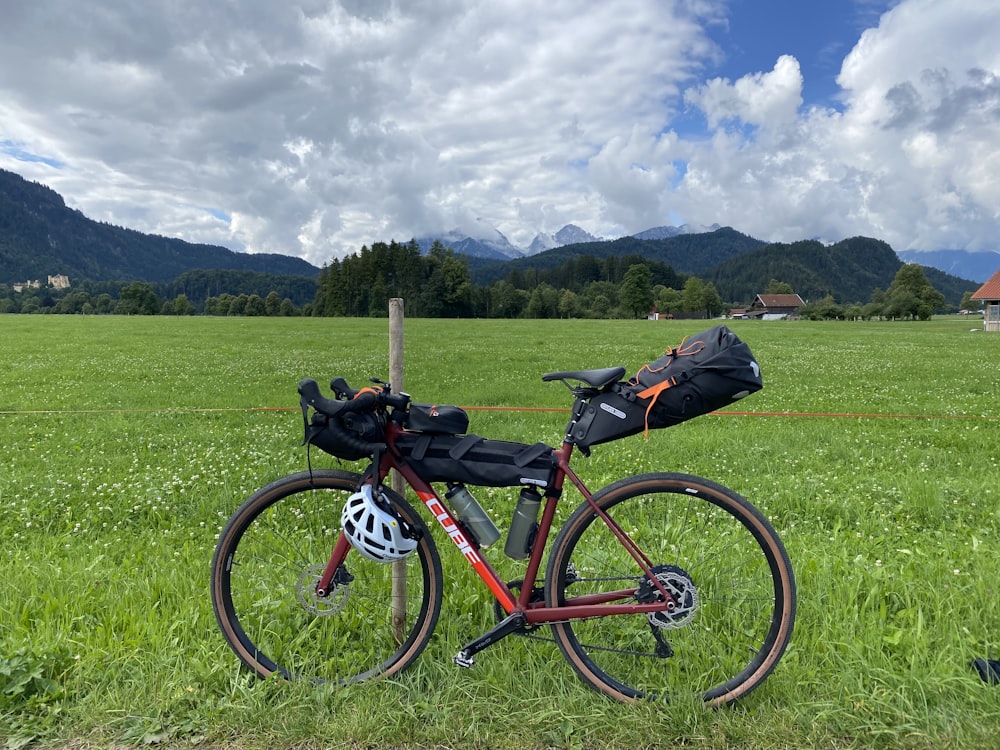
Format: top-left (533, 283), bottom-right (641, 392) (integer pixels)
top-left (490, 576), bottom-right (677, 658)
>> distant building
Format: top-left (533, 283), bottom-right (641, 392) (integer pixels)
top-left (10, 276), bottom-right (70, 292)
top-left (646, 309), bottom-right (708, 320)
top-left (750, 293), bottom-right (805, 320)
top-left (971, 268), bottom-right (1000, 332)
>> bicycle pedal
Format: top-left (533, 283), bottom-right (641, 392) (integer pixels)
top-left (453, 650), bottom-right (475, 669)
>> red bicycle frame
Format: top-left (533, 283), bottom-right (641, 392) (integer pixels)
top-left (313, 420), bottom-right (678, 624)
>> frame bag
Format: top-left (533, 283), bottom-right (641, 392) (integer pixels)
top-left (571, 325), bottom-right (762, 450)
top-left (395, 433), bottom-right (556, 489)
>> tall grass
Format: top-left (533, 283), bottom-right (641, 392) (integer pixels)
top-left (1, 315), bottom-right (999, 749)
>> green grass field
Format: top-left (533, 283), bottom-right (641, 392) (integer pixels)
top-left (2, 315), bottom-right (999, 749)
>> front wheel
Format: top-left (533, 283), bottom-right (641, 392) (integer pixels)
top-left (211, 469), bottom-right (443, 684)
top-left (545, 472), bottom-right (795, 706)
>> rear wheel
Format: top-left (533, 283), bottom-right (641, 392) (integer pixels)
top-left (545, 472), bottom-right (795, 705)
top-left (211, 469), bottom-right (442, 684)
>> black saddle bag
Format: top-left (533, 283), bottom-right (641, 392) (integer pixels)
top-left (570, 325), bottom-right (762, 450)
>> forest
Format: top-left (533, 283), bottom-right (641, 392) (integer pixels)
top-left (1, 237), bottom-right (978, 322)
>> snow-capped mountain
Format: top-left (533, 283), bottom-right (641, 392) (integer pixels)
top-left (416, 224), bottom-right (524, 261)
top-left (525, 222), bottom-right (723, 255)
top-left (528, 224), bottom-right (603, 254)
top-left (419, 221), bottom-right (731, 260)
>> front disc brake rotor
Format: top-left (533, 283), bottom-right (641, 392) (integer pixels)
top-left (297, 563), bottom-right (350, 616)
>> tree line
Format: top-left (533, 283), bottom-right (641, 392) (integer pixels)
top-left (0, 271), bottom-right (308, 316)
top-left (0, 240), bottom-right (724, 319)
top-left (311, 239), bottom-right (723, 319)
top-left (756, 265), bottom-right (980, 322)
top-left (0, 238), bottom-right (974, 320)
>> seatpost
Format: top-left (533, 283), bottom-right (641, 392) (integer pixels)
top-left (564, 397), bottom-right (588, 444)
top-left (562, 397), bottom-right (592, 456)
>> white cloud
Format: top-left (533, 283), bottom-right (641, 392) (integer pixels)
top-left (673, 0), bottom-right (1000, 252)
top-left (685, 55), bottom-right (804, 128)
top-left (1, 0), bottom-right (726, 262)
top-left (1, 0), bottom-right (999, 265)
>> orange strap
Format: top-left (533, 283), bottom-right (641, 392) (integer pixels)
top-left (636, 377), bottom-right (679, 438)
top-left (353, 386), bottom-right (380, 400)
top-left (629, 335), bottom-right (706, 438)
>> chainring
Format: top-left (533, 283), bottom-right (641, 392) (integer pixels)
top-left (492, 579), bottom-right (545, 635)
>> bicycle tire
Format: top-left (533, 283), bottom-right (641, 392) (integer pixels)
top-left (545, 472), bottom-right (795, 706)
top-left (211, 469), bottom-right (443, 684)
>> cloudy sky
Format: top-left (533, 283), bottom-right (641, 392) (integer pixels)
top-left (2, 0), bottom-right (998, 266)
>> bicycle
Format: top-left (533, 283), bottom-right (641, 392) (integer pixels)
top-left (211, 335), bottom-right (796, 706)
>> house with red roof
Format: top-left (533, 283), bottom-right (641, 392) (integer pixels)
top-left (750, 293), bottom-right (805, 320)
top-left (971, 268), bottom-right (1000, 332)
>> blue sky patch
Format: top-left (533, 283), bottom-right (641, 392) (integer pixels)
top-left (0, 140), bottom-right (64, 169)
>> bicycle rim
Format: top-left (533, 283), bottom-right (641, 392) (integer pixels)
top-left (546, 472), bottom-right (795, 706)
top-left (211, 469), bottom-right (443, 684)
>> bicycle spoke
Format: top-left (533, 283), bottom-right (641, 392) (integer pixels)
top-left (546, 473), bottom-right (795, 704)
top-left (211, 470), bottom-right (443, 685)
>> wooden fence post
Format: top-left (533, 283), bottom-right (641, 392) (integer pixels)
top-left (389, 298), bottom-right (407, 642)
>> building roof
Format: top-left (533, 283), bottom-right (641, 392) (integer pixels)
top-left (971, 268), bottom-right (1000, 300)
top-left (754, 293), bottom-right (805, 307)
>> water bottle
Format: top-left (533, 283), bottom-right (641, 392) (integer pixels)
top-left (445, 483), bottom-right (501, 547)
top-left (504, 487), bottom-right (542, 560)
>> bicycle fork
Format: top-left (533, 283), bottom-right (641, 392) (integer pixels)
top-left (314, 532), bottom-right (353, 598)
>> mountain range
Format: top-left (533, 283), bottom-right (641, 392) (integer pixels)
top-left (896, 249), bottom-right (1000, 284)
top-left (0, 169), bottom-right (319, 282)
top-left (1, 168), bottom-right (993, 306)
top-left (415, 220), bottom-right (727, 262)
top-left (418, 218), bottom-right (997, 284)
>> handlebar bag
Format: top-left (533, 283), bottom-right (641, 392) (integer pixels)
top-left (304, 411), bottom-right (384, 461)
top-left (403, 403), bottom-right (470, 435)
top-left (571, 325), bottom-right (762, 450)
top-left (395, 433), bottom-right (556, 489)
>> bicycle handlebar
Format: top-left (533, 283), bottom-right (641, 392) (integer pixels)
top-left (298, 378), bottom-right (377, 417)
top-left (329, 376), bottom-right (359, 399)
top-left (298, 377), bottom-right (414, 459)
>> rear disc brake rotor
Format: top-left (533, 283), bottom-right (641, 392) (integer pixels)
top-left (637, 564), bottom-right (698, 629)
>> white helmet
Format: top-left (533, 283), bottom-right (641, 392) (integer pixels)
top-left (341, 484), bottom-right (418, 562)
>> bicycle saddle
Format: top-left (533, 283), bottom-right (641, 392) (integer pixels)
top-left (542, 366), bottom-right (626, 389)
